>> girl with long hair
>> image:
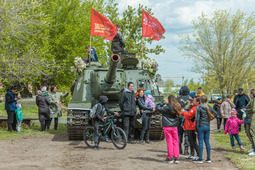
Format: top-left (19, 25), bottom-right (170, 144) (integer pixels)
top-left (194, 95), bottom-right (217, 164)
top-left (156, 95), bottom-right (182, 164)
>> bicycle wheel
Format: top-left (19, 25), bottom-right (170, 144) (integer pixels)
top-left (111, 127), bottom-right (127, 149)
top-left (83, 126), bottom-right (96, 148)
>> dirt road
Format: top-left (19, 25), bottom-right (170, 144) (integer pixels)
top-left (0, 121), bottom-right (237, 170)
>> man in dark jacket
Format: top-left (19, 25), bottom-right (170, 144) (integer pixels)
top-left (111, 25), bottom-right (125, 55)
top-left (119, 82), bottom-right (137, 144)
top-left (5, 86), bottom-right (21, 132)
top-left (94, 95), bottom-right (118, 150)
top-left (233, 88), bottom-right (250, 131)
top-left (177, 86), bottom-right (190, 155)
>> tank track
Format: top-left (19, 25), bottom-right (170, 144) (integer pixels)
top-left (67, 109), bottom-right (90, 140)
top-left (150, 113), bottom-right (164, 140)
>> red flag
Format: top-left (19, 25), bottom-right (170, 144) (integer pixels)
top-left (142, 10), bottom-right (165, 41)
top-left (91, 8), bottom-right (117, 40)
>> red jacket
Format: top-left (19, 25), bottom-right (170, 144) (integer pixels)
top-left (182, 104), bottom-right (200, 130)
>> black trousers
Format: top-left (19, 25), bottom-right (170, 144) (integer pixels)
top-left (40, 120), bottom-right (51, 131)
top-left (140, 115), bottom-right (152, 141)
top-left (50, 118), bottom-right (59, 130)
top-left (94, 120), bottom-right (100, 144)
top-left (223, 118), bottom-right (228, 130)
top-left (237, 110), bottom-right (244, 131)
top-left (217, 118), bottom-right (222, 130)
top-left (7, 110), bottom-right (17, 131)
top-left (187, 130), bottom-right (199, 156)
top-left (178, 126), bottom-right (190, 152)
top-left (123, 115), bottom-right (135, 141)
top-left (246, 123), bottom-right (255, 151)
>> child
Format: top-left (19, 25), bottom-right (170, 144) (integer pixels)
top-left (94, 96), bottom-right (119, 150)
top-left (15, 104), bottom-right (23, 133)
top-left (213, 97), bottom-right (222, 132)
top-left (137, 90), bottom-right (155, 124)
top-left (224, 109), bottom-right (245, 150)
top-left (156, 95), bottom-right (182, 164)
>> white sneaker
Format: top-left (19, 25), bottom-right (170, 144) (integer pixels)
top-left (137, 119), bottom-right (142, 124)
top-left (186, 155), bottom-right (194, 159)
top-left (248, 149), bottom-right (254, 153)
top-left (248, 151), bottom-right (255, 156)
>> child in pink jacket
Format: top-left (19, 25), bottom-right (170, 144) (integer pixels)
top-left (224, 109), bottom-right (245, 150)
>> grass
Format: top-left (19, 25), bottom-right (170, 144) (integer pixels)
top-left (0, 101), bottom-right (68, 118)
top-left (0, 122), bottom-right (67, 140)
top-left (213, 127), bottom-right (255, 170)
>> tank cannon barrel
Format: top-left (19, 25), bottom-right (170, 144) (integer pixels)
top-left (104, 54), bottom-right (120, 84)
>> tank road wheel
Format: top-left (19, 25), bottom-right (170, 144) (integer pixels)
top-left (83, 126), bottom-right (96, 148)
top-left (111, 127), bottom-right (127, 149)
top-left (67, 109), bottom-right (90, 140)
top-left (149, 112), bottom-right (165, 140)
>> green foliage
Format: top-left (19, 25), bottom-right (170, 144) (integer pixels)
top-left (179, 10), bottom-right (255, 94)
top-left (0, 0), bottom-right (165, 95)
top-left (164, 79), bottom-right (175, 87)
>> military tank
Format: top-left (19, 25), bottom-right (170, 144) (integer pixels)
top-left (67, 53), bottom-right (164, 140)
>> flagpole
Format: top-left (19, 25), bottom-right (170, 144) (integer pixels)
top-left (141, 37), bottom-right (144, 69)
top-left (89, 35), bottom-right (92, 66)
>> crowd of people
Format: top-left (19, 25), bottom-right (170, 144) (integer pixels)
top-left (92, 84), bottom-right (255, 164)
top-left (4, 82), bottom-right (255, 164)
top-left (5, 85), bottom-right (69, 133)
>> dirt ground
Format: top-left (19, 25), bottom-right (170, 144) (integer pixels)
top-left (0, 120), bottom-right (238, 170)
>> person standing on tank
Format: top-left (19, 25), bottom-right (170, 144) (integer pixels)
top-left (49, 86), bottom-right (69, 130)
top-left (233, 88), bottom-right (250, 131)
top-left (111, 24), bottom-right (126, 56)
top-left (5, 86), bottom-right (21, 132)
top-left (83, 45), bottom-right (98, 64)
top-left (119, 82), bottom-right (137, 144)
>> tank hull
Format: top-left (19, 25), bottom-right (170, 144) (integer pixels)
top-left (67, 54), bottom-right (164, 140)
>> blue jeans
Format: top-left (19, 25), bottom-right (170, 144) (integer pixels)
top-left (198, 126), bottom-right (211, 160)
top-left (229, 134), bottom-right (242, 147)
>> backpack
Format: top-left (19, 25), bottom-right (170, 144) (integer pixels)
top-left (89, 103), bottom-right (102, 119)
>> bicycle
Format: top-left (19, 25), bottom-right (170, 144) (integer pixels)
top-left (83, 115), bottom-right (127, 149)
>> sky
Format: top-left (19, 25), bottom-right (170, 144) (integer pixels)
top-left (115, 0), bottom-right (255, 85)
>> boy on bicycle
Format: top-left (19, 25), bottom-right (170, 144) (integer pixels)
top-left (94, 95), bottom-right (119, 150)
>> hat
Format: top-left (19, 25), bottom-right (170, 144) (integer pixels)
top-left (217, 97), bottom-right (222, 100)
top-left (238, 88), bottom-right (244, 93)
top-left (189, 91), bottom-right (196, 99)
top-left (144, 90), bottom-right (151, 96)
top-left (231, 109), bottom-right (237, 116)
top-left (135, 89), bottom-right (145, 98)
top-left (16, 103), bottom-right (22, 109)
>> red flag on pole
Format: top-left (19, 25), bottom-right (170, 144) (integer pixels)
top-left (142, 10), bottom-right (165, 41)
top-left (91, 8), bottom-right (117, 40)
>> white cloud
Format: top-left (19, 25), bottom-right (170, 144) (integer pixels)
top-left (115, 0), bottom-right (255, 83)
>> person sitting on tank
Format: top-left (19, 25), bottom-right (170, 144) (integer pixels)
top-left (135, 89), bottom-right (155, 145)
top-left (83, 45), bottom-right (98, 64)
top-left (94, 95), bottom-right (119, 150)
top-left (111, 24), bottom-right (127, 55)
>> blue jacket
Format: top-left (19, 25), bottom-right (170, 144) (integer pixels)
top-left (5, 91), bottom-right (17, 111)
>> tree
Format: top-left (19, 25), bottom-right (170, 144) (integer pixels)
top-left (164, 79), bottom-right (174, 87)
top-left (179, 10), bottom-right (255, 94)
